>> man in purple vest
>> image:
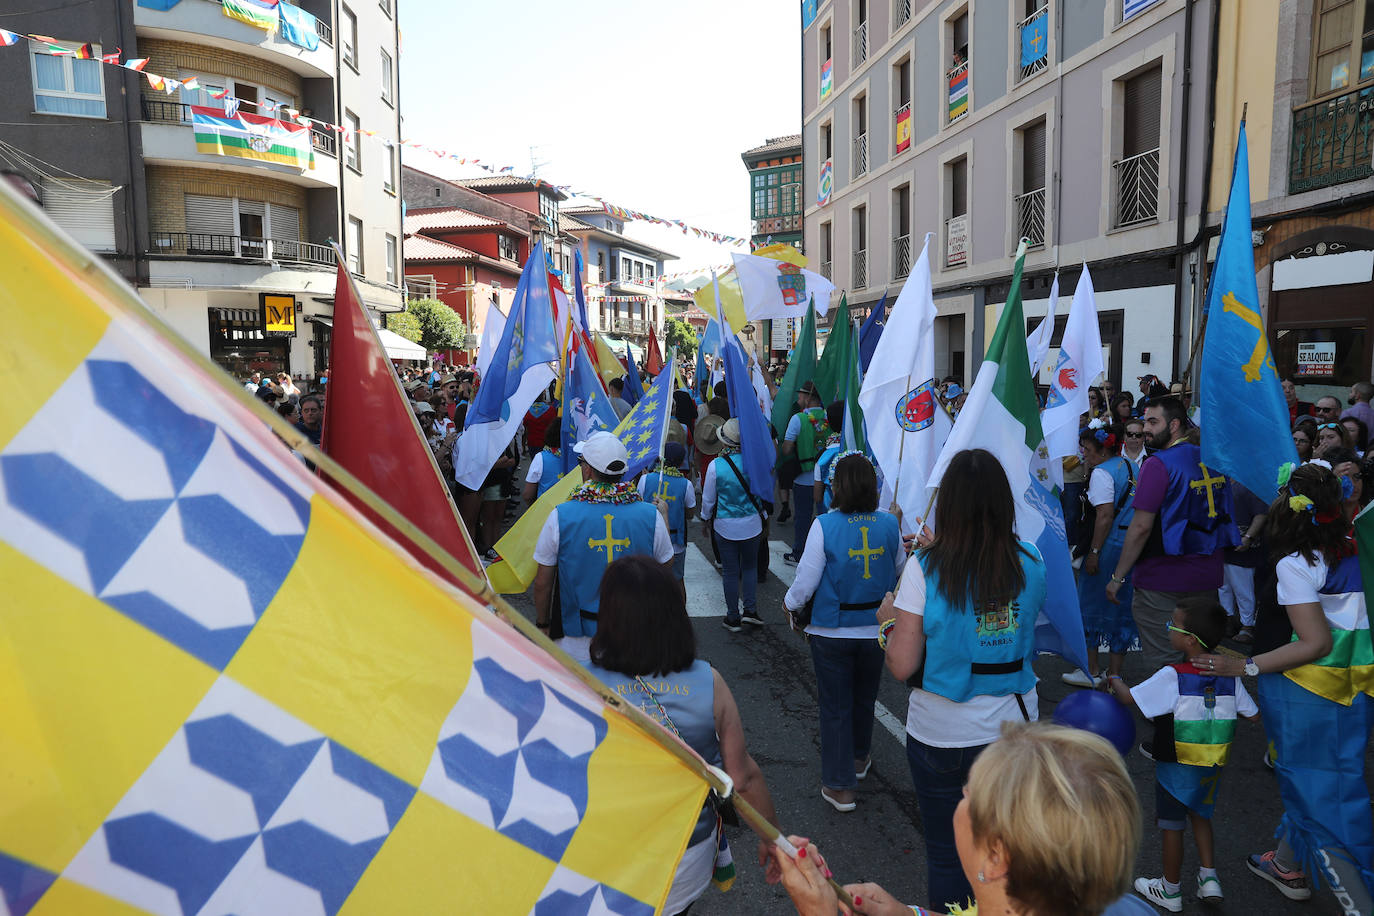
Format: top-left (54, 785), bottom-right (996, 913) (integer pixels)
top-left (1107, 397), bottom-right (1239, 671)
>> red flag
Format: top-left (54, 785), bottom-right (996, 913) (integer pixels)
top-left (644, 323), bottom-right (665, 376)
top-left (100, 47), bottom-right (121, 64)
top-left (319, 259), bottom-right (486, 594)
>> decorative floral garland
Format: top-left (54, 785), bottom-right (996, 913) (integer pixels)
top-left (569, 481), bottom-right (642, 505)
top-left (827, 449), bottom-right (873, 486)
top-left (543, 446), bottom-right (561, 458)
top-left (824, 433), bottom-right (842, 449)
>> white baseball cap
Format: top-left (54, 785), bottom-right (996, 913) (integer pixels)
top-left (574, 431), bottom-right (630, 475)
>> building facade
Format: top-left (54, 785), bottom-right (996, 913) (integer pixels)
top-left (0, 0), bottom-right (404, 383)
top-left (803, 0), bottom-right (1214, 388)
top-left (743, 134), bottom-right (804, 252)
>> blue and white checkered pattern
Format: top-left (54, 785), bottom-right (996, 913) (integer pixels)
top-left (0, 345), bottom-right (311, 670)
top-left (533, 865), bottom-right (655, 916)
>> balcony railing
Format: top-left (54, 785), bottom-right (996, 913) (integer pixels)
top-left (142, 97), bottom-right (337, 156)
top-left (1017, 6), bottom-right (1049, 82)
top-left (1289, 87), bottom-right (1374, 194)
top-left (315, 18), bottom-right (333, 46)
top-left (892, 234), bottom-right (911, 279)
top-left (853, 249), bottom-right (868, 289)
top-left (1015, 187), bottom-right (1046, 248)
top-left (612, 317), bottom-right (652, 337)
top-left (894, 0), bottom-right (912, 30)
top-left (853, 20), bottom-right (868, 65)
top-left (853, 133), bottom-right (869, 178)
top-left (1112, 147), bottom-right (1160, 227)
top-left (820, 259), bottom-right (832, 280)
top-left (148, 232), bottom-right (337, 266)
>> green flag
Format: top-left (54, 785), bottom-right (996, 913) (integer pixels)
top-left (770, 296), bottom-right (817, 437)
top-left (812, 295), bottom-right (864, 451)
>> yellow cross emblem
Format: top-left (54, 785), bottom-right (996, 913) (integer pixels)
top-left (1222, 291), bottom-right (1275, 382)
top-left (848, 526), bottom-right (886, 579)
top-left (1190, 462), bottom-right (1227, 519)
top-left (587, 513), bottom-right (630, 565)
top-left (1030, 30), bottom-right (1045, 53)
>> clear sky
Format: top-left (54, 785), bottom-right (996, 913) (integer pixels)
top-left (398, 0), bottom-right (801, 273)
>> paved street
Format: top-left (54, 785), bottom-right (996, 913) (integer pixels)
top-left (498, 493), bottom-right (1368, 916)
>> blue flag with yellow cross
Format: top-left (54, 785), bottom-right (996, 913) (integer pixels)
top-left (1199, 121), bottom-right (1299, 502)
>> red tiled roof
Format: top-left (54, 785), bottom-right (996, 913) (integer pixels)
top-left (404, 207), bottom-right (527, 235)
top-left (559, 213), bottom-right (595, 232)
top-left (403, 233), bottom-right (479, 262)
top-left (457, 175), bottom-right (570, 200)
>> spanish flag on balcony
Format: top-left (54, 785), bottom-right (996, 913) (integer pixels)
top-left (222, 0), bottom-right (280, 32)
top-left (191, 105), bottom-right (314, 171)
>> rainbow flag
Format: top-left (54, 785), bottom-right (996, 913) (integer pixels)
top-left (948, 64), bottom-right (969, 120)
top-left (223, 0), bottom-right (280, 31)
top-left (192, 104), bottom-right (314, 170)
top-left (0, 182), bottom-right (710, 916)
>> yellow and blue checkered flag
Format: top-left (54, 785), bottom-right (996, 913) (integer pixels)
top-left (0, 184), bottom-right (708, 914)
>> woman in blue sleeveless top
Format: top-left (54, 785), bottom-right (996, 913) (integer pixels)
top-left (879, 448), bottom-right (1048, 911)
top-left (1064, 422), bottom-right (1139, 689)
top-left (585, 556), bottom-right (781, 915)
top-left (784, 453), bottom-right (903, 812)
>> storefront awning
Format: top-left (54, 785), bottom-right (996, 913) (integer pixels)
top-left (212, 307), bottom-right (260, 323)
top-left (376, 328), bottom-right (426, 361)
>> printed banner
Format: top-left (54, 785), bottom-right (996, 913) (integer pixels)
top-left (946, 214), bottom-right (969, 267)
top-left (817, 157), bottom-right (833, 207)
top-left (222, 0), bottom-right (279, 31)
top-left (948, 63), bottom-right (969, 120)
top-left (895, 106), bottom-right (911, 153)
top-left (192, 105), bottom-right (314, 170)
top-left (820, 58), bottom-right (833, 101)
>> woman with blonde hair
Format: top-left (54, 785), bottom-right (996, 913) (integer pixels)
top-left (772, 721), bottom-right (1152, 916)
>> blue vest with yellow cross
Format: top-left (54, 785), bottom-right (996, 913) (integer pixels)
top-left (811, 510), bottom-right (902, 628)
top-left (643, 471), bottom-right (690, 549)
top-left (554, 499), bottom-right (658, 637)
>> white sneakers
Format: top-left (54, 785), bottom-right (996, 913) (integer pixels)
top-left (1061, 668), bottom-right (1104, 688)
top-left (1133, 871), bottom-right (1223, 912)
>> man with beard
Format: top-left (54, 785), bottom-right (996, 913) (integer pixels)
top-left (1106, 397), bottom-right (1239, 673)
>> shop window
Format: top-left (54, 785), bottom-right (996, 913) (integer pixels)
top-left (1274, 325), bottom-right (1368, 388)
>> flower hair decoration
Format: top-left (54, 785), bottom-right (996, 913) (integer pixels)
top-left (1080, 423), bottom-right (1117, 450)
top-left (827, 449), bottom-right (874, 486)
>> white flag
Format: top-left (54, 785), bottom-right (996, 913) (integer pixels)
top-left (474, 302), bottom-right (507, 381)
top-left (1040, 265), bottom-right (1104, 484)
top-left (730, 252), bottom-right (835, 321)
top-left (857, 233), bottom-right (952, 532)
top-left (1025, 273), bottom-right (1059, 376)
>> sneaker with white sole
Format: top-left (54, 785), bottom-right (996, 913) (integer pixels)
top-left (1133, 877), bottom-right (1182, 913)
top-left (1196, 870), bottom-right (1224, 903)
top-left (741, 611), bottom-right (764, 627)
top-left (1246, 851), bottom-right (1311, 900)
top-left (1061, 669), bottom-right (1103, 688)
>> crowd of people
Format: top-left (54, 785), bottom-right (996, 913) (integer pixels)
top-left (245, 350), bottom-right (1373, 916)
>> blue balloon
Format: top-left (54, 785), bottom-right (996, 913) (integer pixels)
top-left (1052, 690), bottom-right (1136, 758)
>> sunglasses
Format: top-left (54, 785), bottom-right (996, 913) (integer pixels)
top-left (1166, 621), bottom-right (1208, 648)
top-left (1126, 431), bottom-right (1144, 438)
top-left (1318, 423), bottom-right (1342, 431)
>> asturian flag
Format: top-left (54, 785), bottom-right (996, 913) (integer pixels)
top-left (1025, 274), bottom-right (1059, 377)
top-left (560, 344), bottom-right (619, 474)
top-left (1039, 265), bottom-right (1104, 489)
top-left (858, 234), bottom-right (951, 532)
top-left (454, 242), bottom-right (559, 489)
top-left (927, 242), bottom-right (1091, 675)
top-left (713, 277), bottom-right (777, 507)
top-left (730, 252), bottom-right (836, 322)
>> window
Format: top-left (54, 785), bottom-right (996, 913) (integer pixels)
top-left (821, 222), bottom-right (833, 268)
top-left (821, 122), bottom-right (833, 159)
top-left (405, 275), bottom-right (436, 299)
top-left (596, 251), bottom-right (606, 280)
top-left (1310, 0), bottom-right (1374, 96)
top-left (341, 5), bottom-right (358, 68)
top-left (1017, 120), bottom-right (1047, 247)
top-left (822, 24), bottom-right (832, 62)
top-left (1115, 65), bottom-right (1162, 226)
top-left (30, 42), bottom-right (106, 118)
top-left (950, 158), bottom-right (968, 217)
top-left (344, 110), bottom-right (361, 171)
top-left (946, 9), bottom-right (971, 123)
top-left (753, 187), bottom-right (767, 216)
top-left (852, 205), bottom-right (868, 288)
top-left (952, 11), bottom-right (970, 63)
top-left (946, 157), bottom-right (969, 267)
top-left (893, 184), bottom-right (912, 279)
top-left (894, 57), bottom-right (912, 153)
top-left (42, 179), bottom-right (115, 251)
top-left (853, 95), bottom-right (869, 177)
top-left (347, 216), bottom-right (363, 273)
top-left (621, 257), bottom-right (631, 279)
top-left (384, 143), bottom-right (396, 193)
top-left (380, 49), bottom-right (393, 104)
top-left (498, 235), bottom-right (518, 261)
top-left (378, 0), bottom-right (392, 16)
top-left (385, 233), bottom-right (398, 285)
top-left (854, 0), bottom-right (869, 63)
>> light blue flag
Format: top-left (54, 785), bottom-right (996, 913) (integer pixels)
top-left (278, 1), bottom-right (320, 51)
top-left (713, 278), bottom-right (777, 507)
top-left (572, 250), bottom-right (592, 337)
top-left (623, 344), bottom-right (644, 407)
top-left (616, 357), bottom-right (678, 479)
top-left (1019, 9), bottom-right (1048, 67)
top-left (695, 319), bottom-right (723, 400)
top-left (561, 344), bottom-right (619, 474)
top-left (1200, 122), bottom-right (1298, 501)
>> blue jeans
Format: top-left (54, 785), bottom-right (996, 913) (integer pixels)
top-left (810, 636), bottom-right (885, 790)
top-left (672, 550), bottom-right (686, 580)
top-left (792, 481), bottom-right (815, 556)
top-left (906, 737), bottom-right (988, 911)
top-left (717, 533), bottom-right (758, 620)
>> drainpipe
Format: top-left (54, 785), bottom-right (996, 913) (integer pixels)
top-left (116, 0), bottom-right (142, 286)
top-left (1171, 0), bottom-right (1196, 382)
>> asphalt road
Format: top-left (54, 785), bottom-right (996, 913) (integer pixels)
top-left (494, 488), bottom-right (1367, 916)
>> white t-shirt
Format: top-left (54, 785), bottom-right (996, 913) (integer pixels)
top-left (784, 413), bottom-right (816, 486)
top-left (637, 475), bottom-right (697, 555)
top-left (525, 453), bottom-right (549, 485)
top-left (533, 504), bottom-right (675, 566)
top-left (893, 559), bottom-right (1040, 747)
top-left (700, 460), bottom-right (763, 541)
top-left (1129, 665), bottom-right (1258, 720)
top-left (1086, 465), bottom-right (1117, 507)
top-left (785, 515), bottom-right (907, 639)
top-left (1276, 551), bottom-right (1367, 631)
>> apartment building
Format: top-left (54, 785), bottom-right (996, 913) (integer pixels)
top-left (0, 0), bottom-right (403, 382)
top-left (743, 134), bottom-right (804, 252)
top-left (803, 0), bottom-right (1214, 387)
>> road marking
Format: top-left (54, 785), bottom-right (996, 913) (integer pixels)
top-left (685, 543), bottom-right (722, 617)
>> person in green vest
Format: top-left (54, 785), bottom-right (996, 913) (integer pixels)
top-left (781, 380), bottom-right (829, 564)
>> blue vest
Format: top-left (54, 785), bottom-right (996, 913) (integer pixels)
top-left (812, 511), bottom-right (902, 628)
top-left (1145, 444), bottom-right (1239, 559)
top-left (643, 471), bottom-right (690, 549)
top-left (920, 541), bottom-right (1046, 702)
top-left (586, 659), bottom-right (720, 844)
top-left (814, 443), bottom-right (842, 511)
top-left (554, 498), bottom-right (658, 637)
top-left (711, 455), bottom-right (755, 520)
top-left (1099, 455), bottom-right (1137, 549)
top-left (536, 450), bottom-right (561, 498)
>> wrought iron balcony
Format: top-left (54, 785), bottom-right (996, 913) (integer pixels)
top-left (853, 20), bottom-right (868, 65)
top-left (1112, 147), bottom-right (1160, 227)
top-left (1289, 88), bottom-right (1374, 194)
top-left (853, 249), bottom-right (868, 289)
top-left (612, 317), bottom-right (651, 337)
top-left (820, 259), bottom-right (832, 280)
top-left (148, 231), bottom-right (336, 266)
top-left (1015, 187), bottom-right (1046, 248)
top-left (1017, 6), bottom-right (1049, 82)
top-left (894, 0), bottom-right (911, 29)
top-left (892, 234), bottom-right (911, 280)
top-left (141, 97), bottom-right (337, 156)
top-left (853, 133), bottom-right (869, 178)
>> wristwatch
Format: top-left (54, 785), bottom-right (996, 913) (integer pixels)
top-left (1243, 657), bottom-right (1259, 677)
top-left (1090, 546), bottom-right (1101, 555)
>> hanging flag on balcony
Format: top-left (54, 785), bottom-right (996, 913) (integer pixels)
top-left (817, 158), bottom-right (833, 207)
top-left (948, 64), bottom-right (969, 120)
top-left (895, 106), bottom-right (912, 153)
top-left (1122, 0), bottom-right (1163, 22)
top-left (820, 58), bottom-right (833, 100)
top-left (222, 0), bottom-right (280, 32)
top-left (803, 0), bottom-right (819, 29)
top-left (1020, 12), bottom-right (1047, 66)
top-left (278, 1), bottom-right (320, 50)
top-left (191, 105), bottom-right (314, 171)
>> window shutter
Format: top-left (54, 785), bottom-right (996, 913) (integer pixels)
top-left (1123, 66), bottom-right (1162, 157)
top-left (268, 203), bottom-right (300, 241)
top-left (42, 180), bottom-right (116, 252)
top-left (237, 199), bottom-right (265, 219)
top-left (1022, 120), bottom-right (1047, 191)
top-left (184, 194), bottom-right (234, 235)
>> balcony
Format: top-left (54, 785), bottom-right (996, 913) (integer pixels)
top-left (853, 133), bottom-right (869, 178)
top-left (853, 20), bottom-right (868, 65)
top-left (853, 249), bottom-right (868, 289)
top-left (612, 317), bottom-right (652, 337)
top-left (1015, 187), bottom-right (1046, 248)
top-left (140, 98), bottom-right (339, 190)
top-left (892, 234), bottom-right (911, 280)
top-left (820, 260), bottom-right (832, 280)
top-left (945, 214), bottom-right (969, 268)
top-left (149, 231), bottom-right (337, 266)
top-left (894, 0), bottom-right (912, 30)
top-left (1017, 6), bottom-right (1049, 83)
top-left (134, 0), bottom-right (335, 79)
top-left (894, 101), bottom-right (911, 154)
top-left (1112, 147), bottom-right (1160, 227)
top-left (1289, 88), bottom-right (1374, 194)
top-left (947, 61), bottom-right (969, 123)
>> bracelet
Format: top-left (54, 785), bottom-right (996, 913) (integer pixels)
top-left (877, 618), bottom-right (897, 650)
top-left (1109, 573), bottom-right (1127, 584)
top-left (1107, 675), bottom-right (1124, 681)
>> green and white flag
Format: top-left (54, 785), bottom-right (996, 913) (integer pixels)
top-left (813, 294), bottom-right (864, 451)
